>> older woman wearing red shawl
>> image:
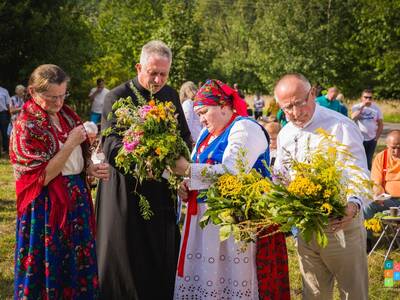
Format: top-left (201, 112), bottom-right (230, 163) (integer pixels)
top-left (172, 79), bottom-right (290, 299)
top-left (10, 64), bottom-right (109, 299)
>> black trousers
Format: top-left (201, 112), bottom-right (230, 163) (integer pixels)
top-left (363, 139), bottom-right (377, 170)
top-left (254, 110), bottom-right (263, 120)
top-left (0, 111), bottom-right (10, 153)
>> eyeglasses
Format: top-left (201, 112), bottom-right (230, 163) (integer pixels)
top-left (281, 88), bottom-right (311, 113)
top-left (38, 91), bottom-right (70, 102)
top-left (363, 96), bottom-right (372, 99)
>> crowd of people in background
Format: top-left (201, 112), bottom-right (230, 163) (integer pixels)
top-left (1, 39), bottom-right (399, 300)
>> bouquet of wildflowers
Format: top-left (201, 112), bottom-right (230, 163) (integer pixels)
top-left (199, 149), bottom-right (276, 244)
top-left (264, 129), bottom-right (372, 247)
top-left (200, 129), bottom-right (372, 248)
top-left (104, 83), bottom-right (190, 219)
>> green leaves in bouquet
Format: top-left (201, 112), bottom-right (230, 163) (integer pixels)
top-left (138, 194), bottom-right (154, 220)
top-left (316, 227), bottom-right (328, 248)
top-left (200, 149), bottom-right (275, 243)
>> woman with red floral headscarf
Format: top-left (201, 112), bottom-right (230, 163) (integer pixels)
top-left (10, 64), bottom-right (109, 299)
top-left (172, 79), bottom-right (290, 299)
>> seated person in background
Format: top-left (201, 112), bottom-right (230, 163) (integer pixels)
top-left (263, 121), bottom-right (280, 166)
top-left (363, 130), bottom-right (400, 246)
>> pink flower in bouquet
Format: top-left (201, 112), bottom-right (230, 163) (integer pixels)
top-left (124, 140), bottom-right (140, 152)
top-left (123, 129), bottom-right (143, 152)
top-left (138, 105), bottom-right (153, 120)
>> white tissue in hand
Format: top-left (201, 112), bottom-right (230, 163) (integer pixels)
top-left (92, 152), bottom-right (105, 164)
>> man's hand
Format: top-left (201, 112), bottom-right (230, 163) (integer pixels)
top-left (171, 156), bottom-right (190, 176)
top-left (177, 179), bottom-right (189, 201)
top-left (329, 202), bottom-right (359, 232)
top-left (87, 163), bottom-right (110, 181)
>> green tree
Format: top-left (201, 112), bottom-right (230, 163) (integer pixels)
top-left (153, 0), bottom-right (207, 88)
top-left (249, 0), bottom-right (357, 94)
top-left (84, 0), bottom-right (158, 89)
top-left (0, 0), bottom-right (95, 100)
top-left (350, 0), bottom-right (400, 98)
top-left (196, 0), bottom-right (263, 92)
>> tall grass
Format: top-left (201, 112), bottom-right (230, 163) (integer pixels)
top-left (0, 158), bottom-right (16, 299)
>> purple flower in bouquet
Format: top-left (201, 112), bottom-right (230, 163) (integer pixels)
top-left (138, 105), bottom-right (153, 120)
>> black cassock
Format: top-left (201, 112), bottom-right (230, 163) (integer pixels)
top-left (96, 78), bottom-right (191, 299)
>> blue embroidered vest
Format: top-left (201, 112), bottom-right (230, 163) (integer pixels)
top-left (192, 116), bottom-right (270, 181)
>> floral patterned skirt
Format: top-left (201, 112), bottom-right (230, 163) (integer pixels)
top-left (14, 175), bottom-right (99, 300)
top-left (256, 225), bottom-right (291, 300)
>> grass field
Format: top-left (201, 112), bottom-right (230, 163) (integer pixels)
top-left (1, 157), bottom-right (400, 299)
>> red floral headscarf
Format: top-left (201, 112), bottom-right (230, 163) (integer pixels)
top-left (193, 79), bottom-right (248, 116)
top-left (9, 98), bottom-right (91, 231)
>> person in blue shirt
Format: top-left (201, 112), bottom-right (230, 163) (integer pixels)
top-left (0, 85), bottom-right (10, 156)
top-left (316, 87), bottom-right (348, 117)
top-left (276, 108), bottom-right (288, 127)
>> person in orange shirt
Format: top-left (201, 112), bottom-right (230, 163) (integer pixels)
top-left (363, 130), bottom-right (400, 249)
top-left (371, 130), bottom-right (400, 197)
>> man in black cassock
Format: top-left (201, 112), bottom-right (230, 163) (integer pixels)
top-left (96, 40), bottom-right (191, 299)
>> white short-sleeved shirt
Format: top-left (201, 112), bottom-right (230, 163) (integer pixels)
top-left (351, 102), bottom-right (383, 141)
top-left (89, 87), bottom-right (110, 114)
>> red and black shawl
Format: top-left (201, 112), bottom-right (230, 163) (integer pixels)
top-left (9, 98), bottom-right (90, 230)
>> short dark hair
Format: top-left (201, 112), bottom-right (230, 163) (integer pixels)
top-left (96, 78), bottom-right (104, 85)
top-left (362, 88), bottom-right (373, 95)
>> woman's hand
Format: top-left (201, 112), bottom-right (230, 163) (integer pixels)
top-left (65, 125), bottom-right (87, 148)
top-left (87, 163), bottom-right (110, 181)
top-left (171, 156), bottom-right (190, 176)
top-left (177, 179), bottom-right (190, 201)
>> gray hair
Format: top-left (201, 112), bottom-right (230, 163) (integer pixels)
top-left (274, 73), bottom-right (311, 102)
top-left (140, 40), bottom-right (172, 66)
top-left (83, 121), bottom-right (98, 135)
top-left (15, 84), bottom-right (25, 93)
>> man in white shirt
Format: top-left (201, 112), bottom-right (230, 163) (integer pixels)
top-left (253, 92), bottom-right (265, 120)
top-left (0, 85), bottom-right (10, 156)
top-left (351, 89), bottom-right (383, 170)
top-left (89, 78), bottom-right (109, 124)
top-left (274, 73), bottom-right (370, 300)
